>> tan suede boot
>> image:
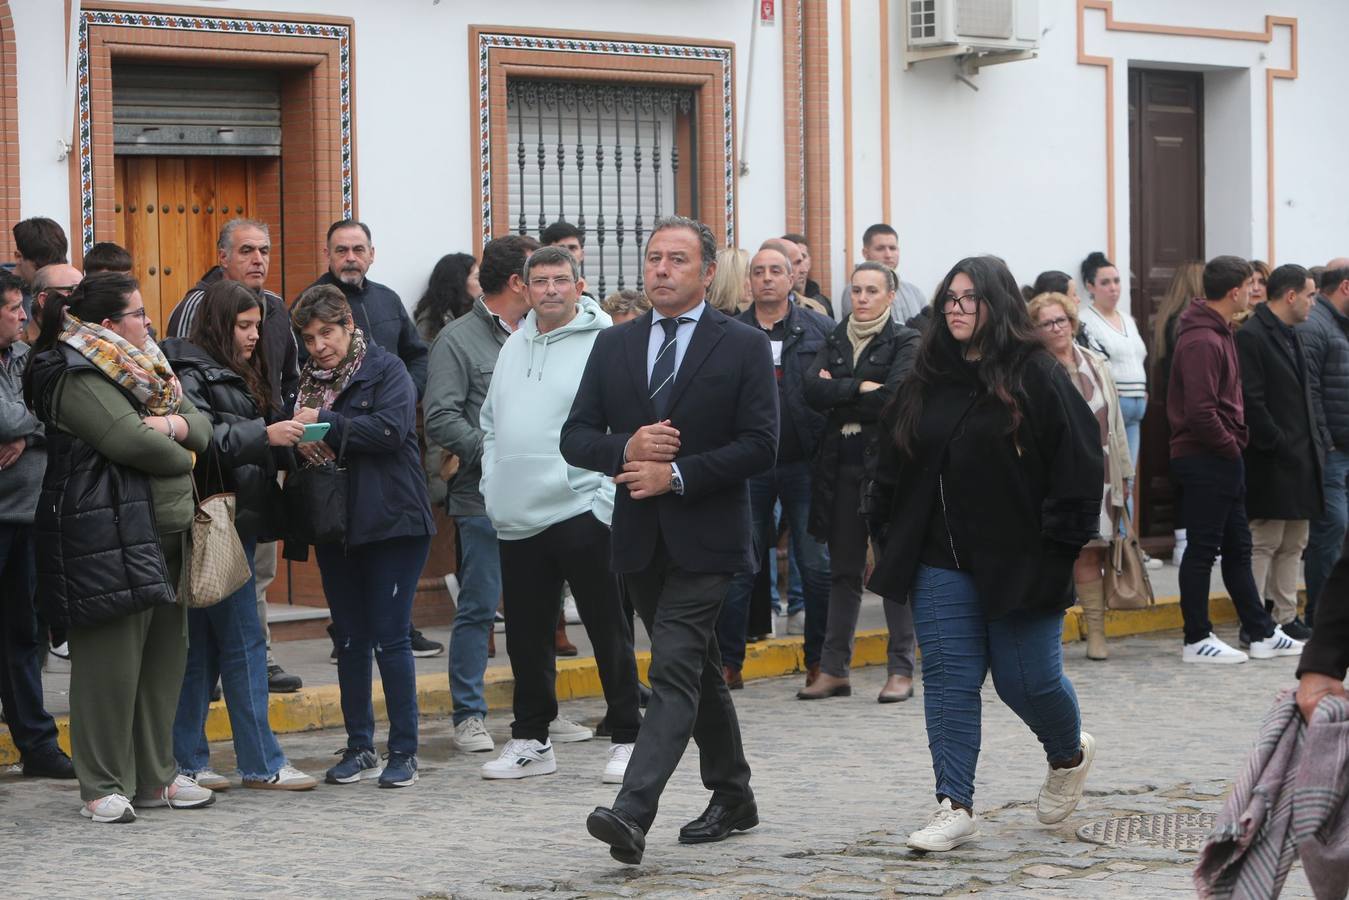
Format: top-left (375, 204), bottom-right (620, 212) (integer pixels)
top-left (1077, 579), bottom-right (1108, 661)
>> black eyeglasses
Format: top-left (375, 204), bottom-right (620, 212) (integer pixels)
top-left (108, 307), bottom-right (149, 322)
top-left (942, 293), bottom-right (981, 314)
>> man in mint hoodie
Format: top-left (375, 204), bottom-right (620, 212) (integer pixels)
top-left (478, 246), bottom-right (642, 785)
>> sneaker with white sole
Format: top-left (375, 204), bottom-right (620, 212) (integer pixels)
top-left (563, 592), bottom-right (581, 625)
top-left (187, 768), bottom-right (230, 791)
top-left (1248, 625), bottom-right (1304, 659)
top-left (243, 764), bottom-right (318, 791)
top-left (1182, 633), bottom-right (1248, 664)
top-left (80, 793), bottom-right (135, 823)
top-left (548, 716), bottom-right (593, 743)
top-left (325, 747), bottom-right (382, 784)
top-left (454, 717), bottom-right (495, 753)
top-left (481, 739), bottom-right (557, 780)
top-left (1037, 731), bottom-right (1096, 824)
top-left (136, 773), bottom-right (215, 809)
top-left (603, 743), bottom-right (634, 784)
top-left (49, 641), bottom-right (70, 660)
top-left (906, 799), bottom-right (979, 852)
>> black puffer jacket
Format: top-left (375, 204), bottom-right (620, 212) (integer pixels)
top-left (26, 347), bottom-right (176, 628)
top-left (803, 317), bottom-right (921, 540)
top-left (1297, 295), bottom-right (1349, 452)
top-left (163, 339), bottom-right (282, 541)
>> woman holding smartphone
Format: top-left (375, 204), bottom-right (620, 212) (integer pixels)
top-left (290, 284), bottom-right (435, 789)
top-left (163, 280), bottom-right (317, 793)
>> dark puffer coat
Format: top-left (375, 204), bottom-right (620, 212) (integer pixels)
top-left (163, 338), bottom-right (283, 541)
top-left (802, 317), bottom-right (921, 540)
top-left (1297, 295), bottom-right (1349, 453)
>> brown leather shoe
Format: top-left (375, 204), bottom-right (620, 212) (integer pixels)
top-left (723, 665), bottom-right (744, 690)
top-left (796, 671), bottom-right (851, 700)
top-left (804, 663), bottom-right (821, 687)
top-left (555, 612), bottom-right (578, 657)
top-left (877, 674), bottom-right (914, 703)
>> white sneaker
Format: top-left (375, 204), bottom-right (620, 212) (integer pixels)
top-left (1248, 625), bottom-right (1304, 660)
top-left (548, 716), bottom-right (593, 743)
top-left (136, 773), bottom-right (215, 809)
top-left (1037, 731), bottom-right (1096, 824)
top-left (187, 768), bottom-right (230, 791)
top-left (80, 793), bottom-right (135, 823)
top-left (243, 764), bottom-right (318, 791)
top-left (1171, 543), bottom-right (1187, 567)
top-left (906, 799), bottom-right (980, 852)
top-left (563, 591), bottom-right (581, 625)
top-left (1182, 633), bottom-right (1248, 664)
top-left (481, 739), bottom-right (557, 780)
top-left (1143, 552), bottom-right (1163, 571)
top-left (603, 743), bottom-right (634, 784)
top-left (454, 717), bottom-right (495, 753)
top-left (787, 611), bottom-right (806, 635)
top-left (49, 641), bottom-right (70, 660)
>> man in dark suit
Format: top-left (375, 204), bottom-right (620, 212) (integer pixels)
top-left (561, 217), bottom-right (779, 865)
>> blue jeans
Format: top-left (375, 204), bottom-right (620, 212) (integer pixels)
top-left (450, 515), bottom-right (501, 724)
top-left (910, 565), bottom-right (1082, 810)
top-left (0, 524), bottom-right (60, 757)
top-left (718, 460), bottom-right (830, 669)
top-left (173, 535), bottom-right (287, 779)
top-left (1305, 448), bottom-right (1349, 625)
top-left (317, 535), bottom-right (430, 755)
top-left (1119, 395), bottom-right (1147, 524)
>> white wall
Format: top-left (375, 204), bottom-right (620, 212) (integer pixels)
top-left (1204, 68), bottom-right (1254, 259)
top-left (10, 2), bottom-right (73, 230)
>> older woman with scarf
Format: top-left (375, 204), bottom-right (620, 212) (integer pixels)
top-left (288, 284), bottom-right (435, 790)
top-left (24, 272), bottom-right (213, 823)
top-left (1028, 291), bottom-right (1133, 661)
top-left (800, 262), bottom-right (922, 702)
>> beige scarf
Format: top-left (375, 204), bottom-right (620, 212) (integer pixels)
top-left (840, 311), bottom-right (890, 436)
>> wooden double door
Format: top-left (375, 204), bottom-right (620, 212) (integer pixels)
top-left (113, 156), bottom-right (266, 329)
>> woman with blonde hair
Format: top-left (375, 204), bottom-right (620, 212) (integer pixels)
top-left (708, 247), bottom-right (751, 314)
top-left (1150, 260), bottom-right (1204, 564)
top-left (1028, 291), bottom-right (1132, 660)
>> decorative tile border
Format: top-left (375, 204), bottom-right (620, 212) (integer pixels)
top-left (476, 32), bottom-right (735, 248)
top-left (76, 10), bottom-right (352, 251)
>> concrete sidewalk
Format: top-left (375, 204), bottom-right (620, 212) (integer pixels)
top-left (7, 562), bottom-right (1238, 766)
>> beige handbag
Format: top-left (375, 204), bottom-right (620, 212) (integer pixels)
top-left (1104, 508), bottom-right (1155, 610)
top-left (187, 477), bottom-right (251, 609)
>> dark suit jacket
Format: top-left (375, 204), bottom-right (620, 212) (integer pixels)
top-left (561, 303), bottom-right (780, 575)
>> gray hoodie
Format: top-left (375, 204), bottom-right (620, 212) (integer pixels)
top-left (0, 341), bottom-right (46, 524)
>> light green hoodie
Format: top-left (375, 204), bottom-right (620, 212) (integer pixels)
top-left (480, 297), bottom-right (615, 540)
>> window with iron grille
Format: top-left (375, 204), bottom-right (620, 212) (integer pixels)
top-left (506, 80), bottom-right (695, 297)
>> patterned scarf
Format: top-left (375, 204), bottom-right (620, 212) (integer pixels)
top-left (296, 327), bottom-right (367, 411)
top-left (59, 311), bottom-right (182, 415)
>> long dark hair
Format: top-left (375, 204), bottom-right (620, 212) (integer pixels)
top-left (30, 271), bottom-right (137, 356)
top-left (191, 280), bottom-right (272, 415)
top-left (890, 256), bottom-right (1040, 454)
top-left (413, 253), bottom-right (477, 334)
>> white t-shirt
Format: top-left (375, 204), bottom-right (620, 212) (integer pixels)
top-left (1082, 303), bottom-right (1148, 399)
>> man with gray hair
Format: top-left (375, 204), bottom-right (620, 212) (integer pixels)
top-left (167, 218), bottom-right (303, 695)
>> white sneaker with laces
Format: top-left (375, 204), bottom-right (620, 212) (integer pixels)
top-left (188, 768), bottom-right (230, 791)
top-left (603, 743), bottom-right (634, 784)
top-left (81, 793), bottom-right (135, 823)
top-left (548, 716), bottom-right (593, 743)
top-left (481, 739), bottom-right (557, 780)
top-left (1248, 625), bottom-right (1304, 659)
top-left (136, 773), bottom-right (215, 809)
top-left (563, 592), bottom-right (582, 625)
top-left (1037, 731), bottom-right (1096, 824)
top-left (1182, 633), bottom-right (1248, 664)
top-left (243, 764), bottom-right (318, 791)
top-left (787, 611), bottom-right (806, 635)
top-left (454, 716), bottom-right (496, 752)
top-left (906, 798), bottom-right (979, 852)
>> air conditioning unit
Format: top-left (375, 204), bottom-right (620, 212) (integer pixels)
top-left (908, 0), bottom-right (1039, 52)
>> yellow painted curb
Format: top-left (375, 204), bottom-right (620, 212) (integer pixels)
top-left (0, 592), bottom-right (1257, 766)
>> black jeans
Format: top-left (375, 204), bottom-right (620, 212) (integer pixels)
top-left (499, 513), bottom-right (641, 744)
top-left (1171, 454), bottom-right (1276, 645)
top-left (0, 524), bottom-right (60, 757)
top-left (615, 542), bottom-right (753, 832)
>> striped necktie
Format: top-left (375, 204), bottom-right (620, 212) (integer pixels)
top-left (649, 316), bottom-right (691, 419)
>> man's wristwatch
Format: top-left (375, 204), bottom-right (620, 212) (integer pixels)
top-left (669, 465), bottom-right (684, 495)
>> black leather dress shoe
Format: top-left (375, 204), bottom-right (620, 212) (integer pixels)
top-left (586, 806), bottom-right (646, 865)
top-left (678, 799), bottom-right (759, 844)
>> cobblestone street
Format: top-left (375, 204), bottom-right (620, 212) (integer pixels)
top-left (1, 627), bottom-right (1316, 898)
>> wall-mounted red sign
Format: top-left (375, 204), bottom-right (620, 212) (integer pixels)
top-left (760, 1), bottom-right (775, 24)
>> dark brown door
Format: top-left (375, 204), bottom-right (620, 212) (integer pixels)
top-left (1129, 69), bottom-right (1204, 541)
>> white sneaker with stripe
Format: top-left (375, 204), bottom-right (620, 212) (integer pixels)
top-left (481, 739), bottom-right (557, 780)
top-left (1182, 633), bottom-right (1248, 664)
top-left (1248, 625), bottom-right (1304, 659)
